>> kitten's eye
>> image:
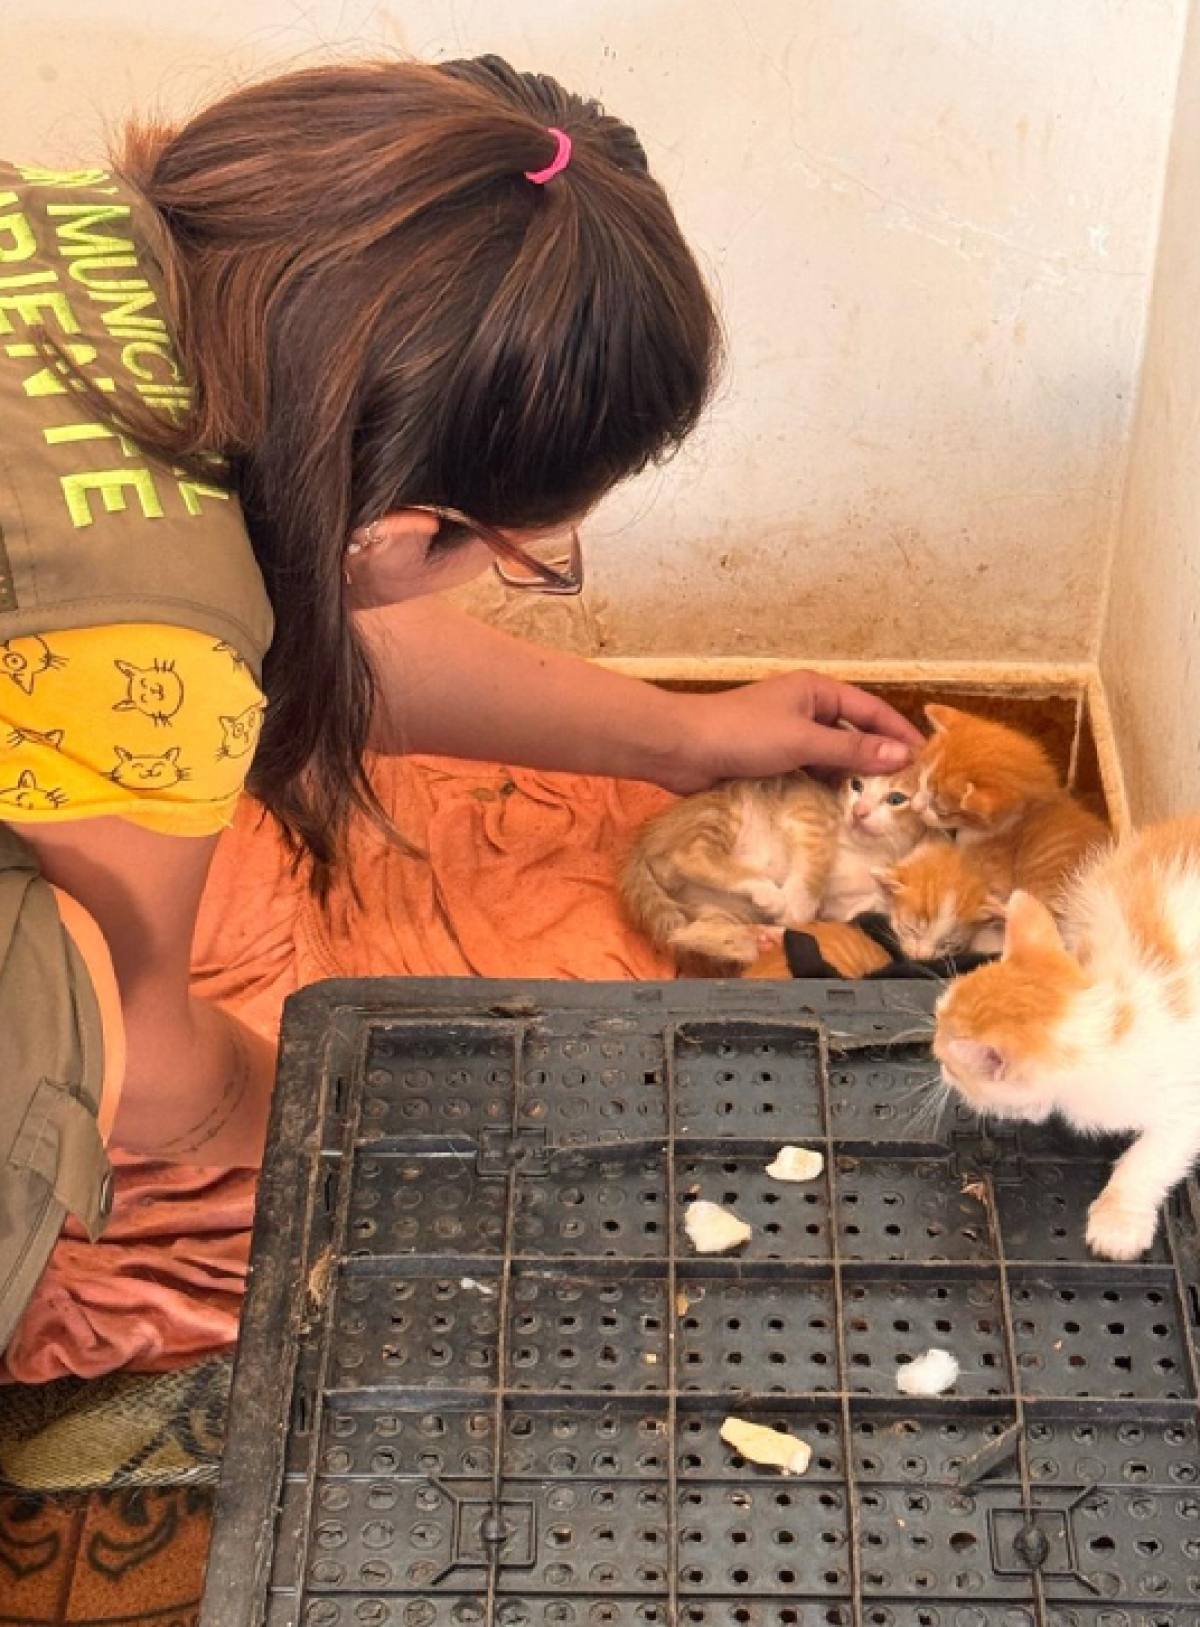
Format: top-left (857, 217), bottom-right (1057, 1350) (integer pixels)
top-left (885, 792), bottom-right (909, 806)
top-left (850, 778), bottom-right (865, 793)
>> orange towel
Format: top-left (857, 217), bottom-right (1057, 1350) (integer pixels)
top-left (2, 756), bottom-right (677, 1381)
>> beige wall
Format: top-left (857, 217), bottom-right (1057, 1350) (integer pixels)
top-left (0, 2), bottom-right (1186, 665)
top-left (1101, 2), bottom-right (1200, 823)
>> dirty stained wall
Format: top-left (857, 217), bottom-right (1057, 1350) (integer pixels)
top-left (0, 1), bottom-right (1187, 667)
top-left (1100, 2), bottom-right (1200, 824)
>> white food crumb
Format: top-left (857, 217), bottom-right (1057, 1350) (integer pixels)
top-left (896, 1348), bottom-right (960, 1396)
top-left (720, 1416), bottom-right (812, 1476)
top-left (684, 1200), bottom-right (753, 1254)
top-left (765, 1146), bottom-right (825, 1183)
top-left (459, 1276), bottom-right (496, 1296)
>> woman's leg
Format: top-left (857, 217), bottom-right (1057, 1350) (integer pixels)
top-left (8, 817), bottom-right (277, 1167)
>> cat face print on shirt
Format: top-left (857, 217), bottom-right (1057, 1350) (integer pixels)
top-left (7, 724), bottom-right (65, 751)
top-left (0, 768), bottom-right (68, 810)
top-left (113, 657), bottom-right (185, 726)
top-left (216, 703), bottom-right (265, 761)
top-left (1, 636), bottom-right (67, 695)
top-left (212, 640), bottom-right (248, 671)
top-left (109, 746), bottom-right (191, 790)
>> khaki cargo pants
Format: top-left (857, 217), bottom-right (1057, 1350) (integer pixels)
top-left (0, 823), bottom-right (113, 1353)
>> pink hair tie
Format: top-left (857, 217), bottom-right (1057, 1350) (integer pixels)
top-left (525, 127), bottom-right (572, 185)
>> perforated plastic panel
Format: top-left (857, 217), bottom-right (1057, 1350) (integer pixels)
top-left (202, 979), bottom-right (1200, 1627)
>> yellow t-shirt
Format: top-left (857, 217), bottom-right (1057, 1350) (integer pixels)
top-left (0, 622), bottom-right (265, 835)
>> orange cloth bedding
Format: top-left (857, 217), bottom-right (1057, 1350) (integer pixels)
top-left (1, 755), bottom-right (676, 1382)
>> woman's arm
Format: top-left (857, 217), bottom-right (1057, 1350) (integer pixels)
top-left (356, 597), bottom-right (922, 790)
top-left (10, 818), bottom-right (276, 1166)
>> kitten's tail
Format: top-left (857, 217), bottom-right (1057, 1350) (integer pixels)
top-left (619, 849), bottom-right (759, 968)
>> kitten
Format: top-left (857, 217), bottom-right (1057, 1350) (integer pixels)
top-left (913, 703), bottom-right (1060, 838)
top-left (914, 704), bottom-right (1110, 912)
top-left (820, 766), bottom-right (925, 919)
top-left (933, 816), bottom-right (1200, 1260)
top-left (620, 768), bottom-right (921, 969)
top-left (876, 839), bottom-right (1006, 960)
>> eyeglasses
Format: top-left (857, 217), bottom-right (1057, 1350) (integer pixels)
top-left (413, 504), bottom-right (584, 597)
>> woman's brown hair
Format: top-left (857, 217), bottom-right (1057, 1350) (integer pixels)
top-left (104, 55), bottom-right (720, 874)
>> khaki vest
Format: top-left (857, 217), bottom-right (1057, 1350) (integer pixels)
top-left (0, 163), bottom-right (273, 679)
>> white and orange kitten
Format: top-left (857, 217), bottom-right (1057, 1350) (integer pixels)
top-left (821, 768), bottom-right (926, 919)
top-left (913, 704), bottom-right (1110, 913)
top-left (876, 840), bottom-right (1006, 961)
top-left (934, 816), bottom-right (1200, 1260)
top-left (620, 768), bottom-right (922, 969)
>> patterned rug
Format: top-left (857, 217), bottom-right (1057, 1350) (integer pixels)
top-left (0, 1359), bottom-right (230, 1492)
top-left (0, 1485), bottom-right (216, 1625)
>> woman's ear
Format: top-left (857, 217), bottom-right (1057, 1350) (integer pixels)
top-left (348, 508), bottom-right (442, 556)
top-left (346, 509), bottom-right (490, 608)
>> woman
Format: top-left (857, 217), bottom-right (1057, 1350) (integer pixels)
top-left (0, 56), bottom-right (918, 1272)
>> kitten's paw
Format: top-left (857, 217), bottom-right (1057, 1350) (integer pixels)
top-left (744, 880), bottom-right (786, 918)
top-left (755, 925), bottom-right (785, 953)
top-left (780, 884), bottom-right (819, 926)
top-left (671, 920), bottom-right (759, 968)
top-left (1086, 1191), bottom-right (1159, 1261)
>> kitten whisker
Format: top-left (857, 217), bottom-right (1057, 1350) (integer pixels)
top-left (890, 1071), bottom-right (943, 1101)
top-left (904, 1078), bottom-right (955, 1139)
top-left (884, 997), bottom-right (941, 1022)
top-left (886, 1074), bottom-right (946, 1121)
top-left (875, 1025), bottom-right (936, 1048)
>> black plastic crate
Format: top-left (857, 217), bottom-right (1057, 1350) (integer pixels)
top-left (201, 978), bottom-right (1200, 1627)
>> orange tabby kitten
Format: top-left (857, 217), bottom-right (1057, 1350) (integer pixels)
top-left (876, 839), bottom-right (1006, 960)
top-left (914, 704), bottom-right (1110, 912)
top-left (934, 817), bottom-right (1200, 1260)
top-left (620, 775), bottom-right (839, 968)
top-left (620, 768), bottom-right (921, 969)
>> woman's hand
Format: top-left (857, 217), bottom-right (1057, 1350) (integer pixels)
top-left (661, 671), bottom-right (924, 794)
top-left (358, 600), bottom-right (923, 795)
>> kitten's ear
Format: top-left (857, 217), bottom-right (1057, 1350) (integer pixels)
top-left (872, 867), bottom-right (901, 896)
top-left (943, 1036), bottom-right (1007, 1083)
top-left (1003, 890), bottom-right (1064, 958)
top-left (924, 704), bottom-right (962, 734)
top-left (959, 781), bottom-right (1005, 821)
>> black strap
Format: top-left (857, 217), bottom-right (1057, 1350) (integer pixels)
top-left (782, 913), bottom-right (999, 982)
